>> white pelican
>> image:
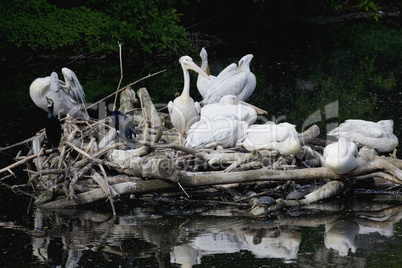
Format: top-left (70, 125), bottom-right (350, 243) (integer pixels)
top-left (202, 54), bottom-right (256, 105)
top-left (328, 119), bottom-right (398, 153)
top-left (184, 115), bottom-right (248, 149)
top-left (196, 48), bottom-right (216, 98)
top-left (168, 56), bottom-right (209, 144)
top-left (236, 122), bottom-right (301, 156)
top-left (323, 138), bottom-right (359, 174)
top-left (201, 95), bottom-right (267, 125)
top-left (29, 67), bottom-right (89, 119)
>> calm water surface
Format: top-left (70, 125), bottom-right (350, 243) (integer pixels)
top-left (1, 17), bottom-right (402, 267)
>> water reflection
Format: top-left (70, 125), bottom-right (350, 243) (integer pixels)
top-left (8, 195), bottom-right (398, 267)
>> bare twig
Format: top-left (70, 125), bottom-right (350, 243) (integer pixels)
top-left (86, 70), bottom-right (166, 110)
top-left (113, 41), bottom-right (124, 111)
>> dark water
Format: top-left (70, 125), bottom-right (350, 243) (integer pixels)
top-left (1, 17), bottom-right (402, 267)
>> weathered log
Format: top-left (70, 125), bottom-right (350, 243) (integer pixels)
top-left (298, 124), bottom-right (320, 145)
top-left (38, 180), bottom-right (177, 209)
top-left (250, 180), bottom-right (346, 216)
top-left (69, 162), bottom-right (94, 199)
top-left (35, 156), bottom-right (402, 208)
top-left (128, 88), bottom-right (164, 157)
top-left (108, 150), bottom-right (177, 181)
top-left (92, 171), bottom-right (119, 198)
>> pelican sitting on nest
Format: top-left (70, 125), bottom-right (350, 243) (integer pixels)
top-left (236, 122), bottom-right (301, 156)
top-left (202, 54), bottom-right (256, 105)
top-left (323, 138), bottom-right (359, 174)
top-left (29, 67), bottom-right (89, 119)
top-left (184, 115), bottom-right (248, 149)
top-left (328, 119), bottom-right (398, 153)
top-left (168, 56), bottom-right (209, 144)
top-left (201, 95), bottom-right (267, 125)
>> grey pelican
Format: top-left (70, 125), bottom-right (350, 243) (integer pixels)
top-left (328, 119), bottom-right (398, 153)
top-left (29, 67), bottom-right (89, 119)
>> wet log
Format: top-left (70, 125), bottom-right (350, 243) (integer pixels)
top-left (127, 88), bottom-right (164, 156)
top-left (108, 150), bottom-right (177, 181)
top-left (298, 124), bottom-right (320, 145)
top-left (38, 179), bottom-right (177, 209)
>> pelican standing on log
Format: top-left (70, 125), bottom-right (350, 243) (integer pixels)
top-left (327, 119), bottom-right (398, 153)
top-left (29, 68), bottom-right (89, 119)
top-left (168, 56), bottom-right (209, 144)
top-left (202, 54), bottom-right (256, 105)
top-left (323, 138), bottom-right (359, 174)
top-left (201, 95), bottom-right (267, 125)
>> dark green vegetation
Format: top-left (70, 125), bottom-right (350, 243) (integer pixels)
top-left (0, 0), bottom-right (386, 60)
top-left (0, 0), bottom-right (191, 58)
top-left (0, 0), bottom-right (401, 118)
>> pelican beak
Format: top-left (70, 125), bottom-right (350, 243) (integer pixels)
top-left (238, 61), bottom-right (244, 71)
top-left (46, 96), bottom-right (54, 107)
top-left (236, 100), bottom-right (268, 115)
top-left (187, 60), bottom-right (210, 80)
top-left (206, 65), bottom-right (211, 76)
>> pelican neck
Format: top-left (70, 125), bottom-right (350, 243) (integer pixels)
top-left (181, 66), bottom-right (190, 98)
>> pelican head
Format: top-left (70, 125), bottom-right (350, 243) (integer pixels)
top-left (220, 95), bottom-right (267, 115)
top-left (46, 96), bottom-right (54, 108)
top-left (377, 119), bottom-right (394, 134)
top-left (199, 48), bottom-right (211, 75)
top-left (324, 138), bottom-right (359, 174)
top-left (179, 56), bottom-right (209, 80)
top-left (238, 54), bottom-right (254, 71)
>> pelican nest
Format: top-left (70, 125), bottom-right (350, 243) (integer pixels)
top-left (1, 87), bottom-right (402, 216)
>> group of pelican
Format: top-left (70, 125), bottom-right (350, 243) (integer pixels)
top-left (168, 48), bottom-right (302, 156)
top-left (323, 119), bottom-right (398, 174)
top-left (167, 47), bottom-right (399, 174)
top-left (28, 49), bottom-right (399, 176)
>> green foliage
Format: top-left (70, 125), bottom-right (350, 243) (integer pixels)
top-left (0, 0), bottom-right (193, 57)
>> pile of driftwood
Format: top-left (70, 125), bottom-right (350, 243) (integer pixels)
top-left (1, 87), bottom-right (402, 216)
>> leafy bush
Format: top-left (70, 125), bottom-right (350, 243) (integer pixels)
top-left (0, 0), bottom-right (193, 58)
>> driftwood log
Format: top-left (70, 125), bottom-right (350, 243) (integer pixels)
top-left (1, 85), bottom-right (402, 214)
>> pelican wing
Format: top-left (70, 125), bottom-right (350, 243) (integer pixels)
top-left (202, 71), bottom-right (248, 105)
top-left (328, 119), bottom-right (385, 138)
top-left (62, 67), bottom-right (86, 106)
top-left (247, 123), bottom-right (293, 143)
top-left (48, 71), bottom-right (78, 105)
top-left (216, 63), bottom-right (238, 79)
